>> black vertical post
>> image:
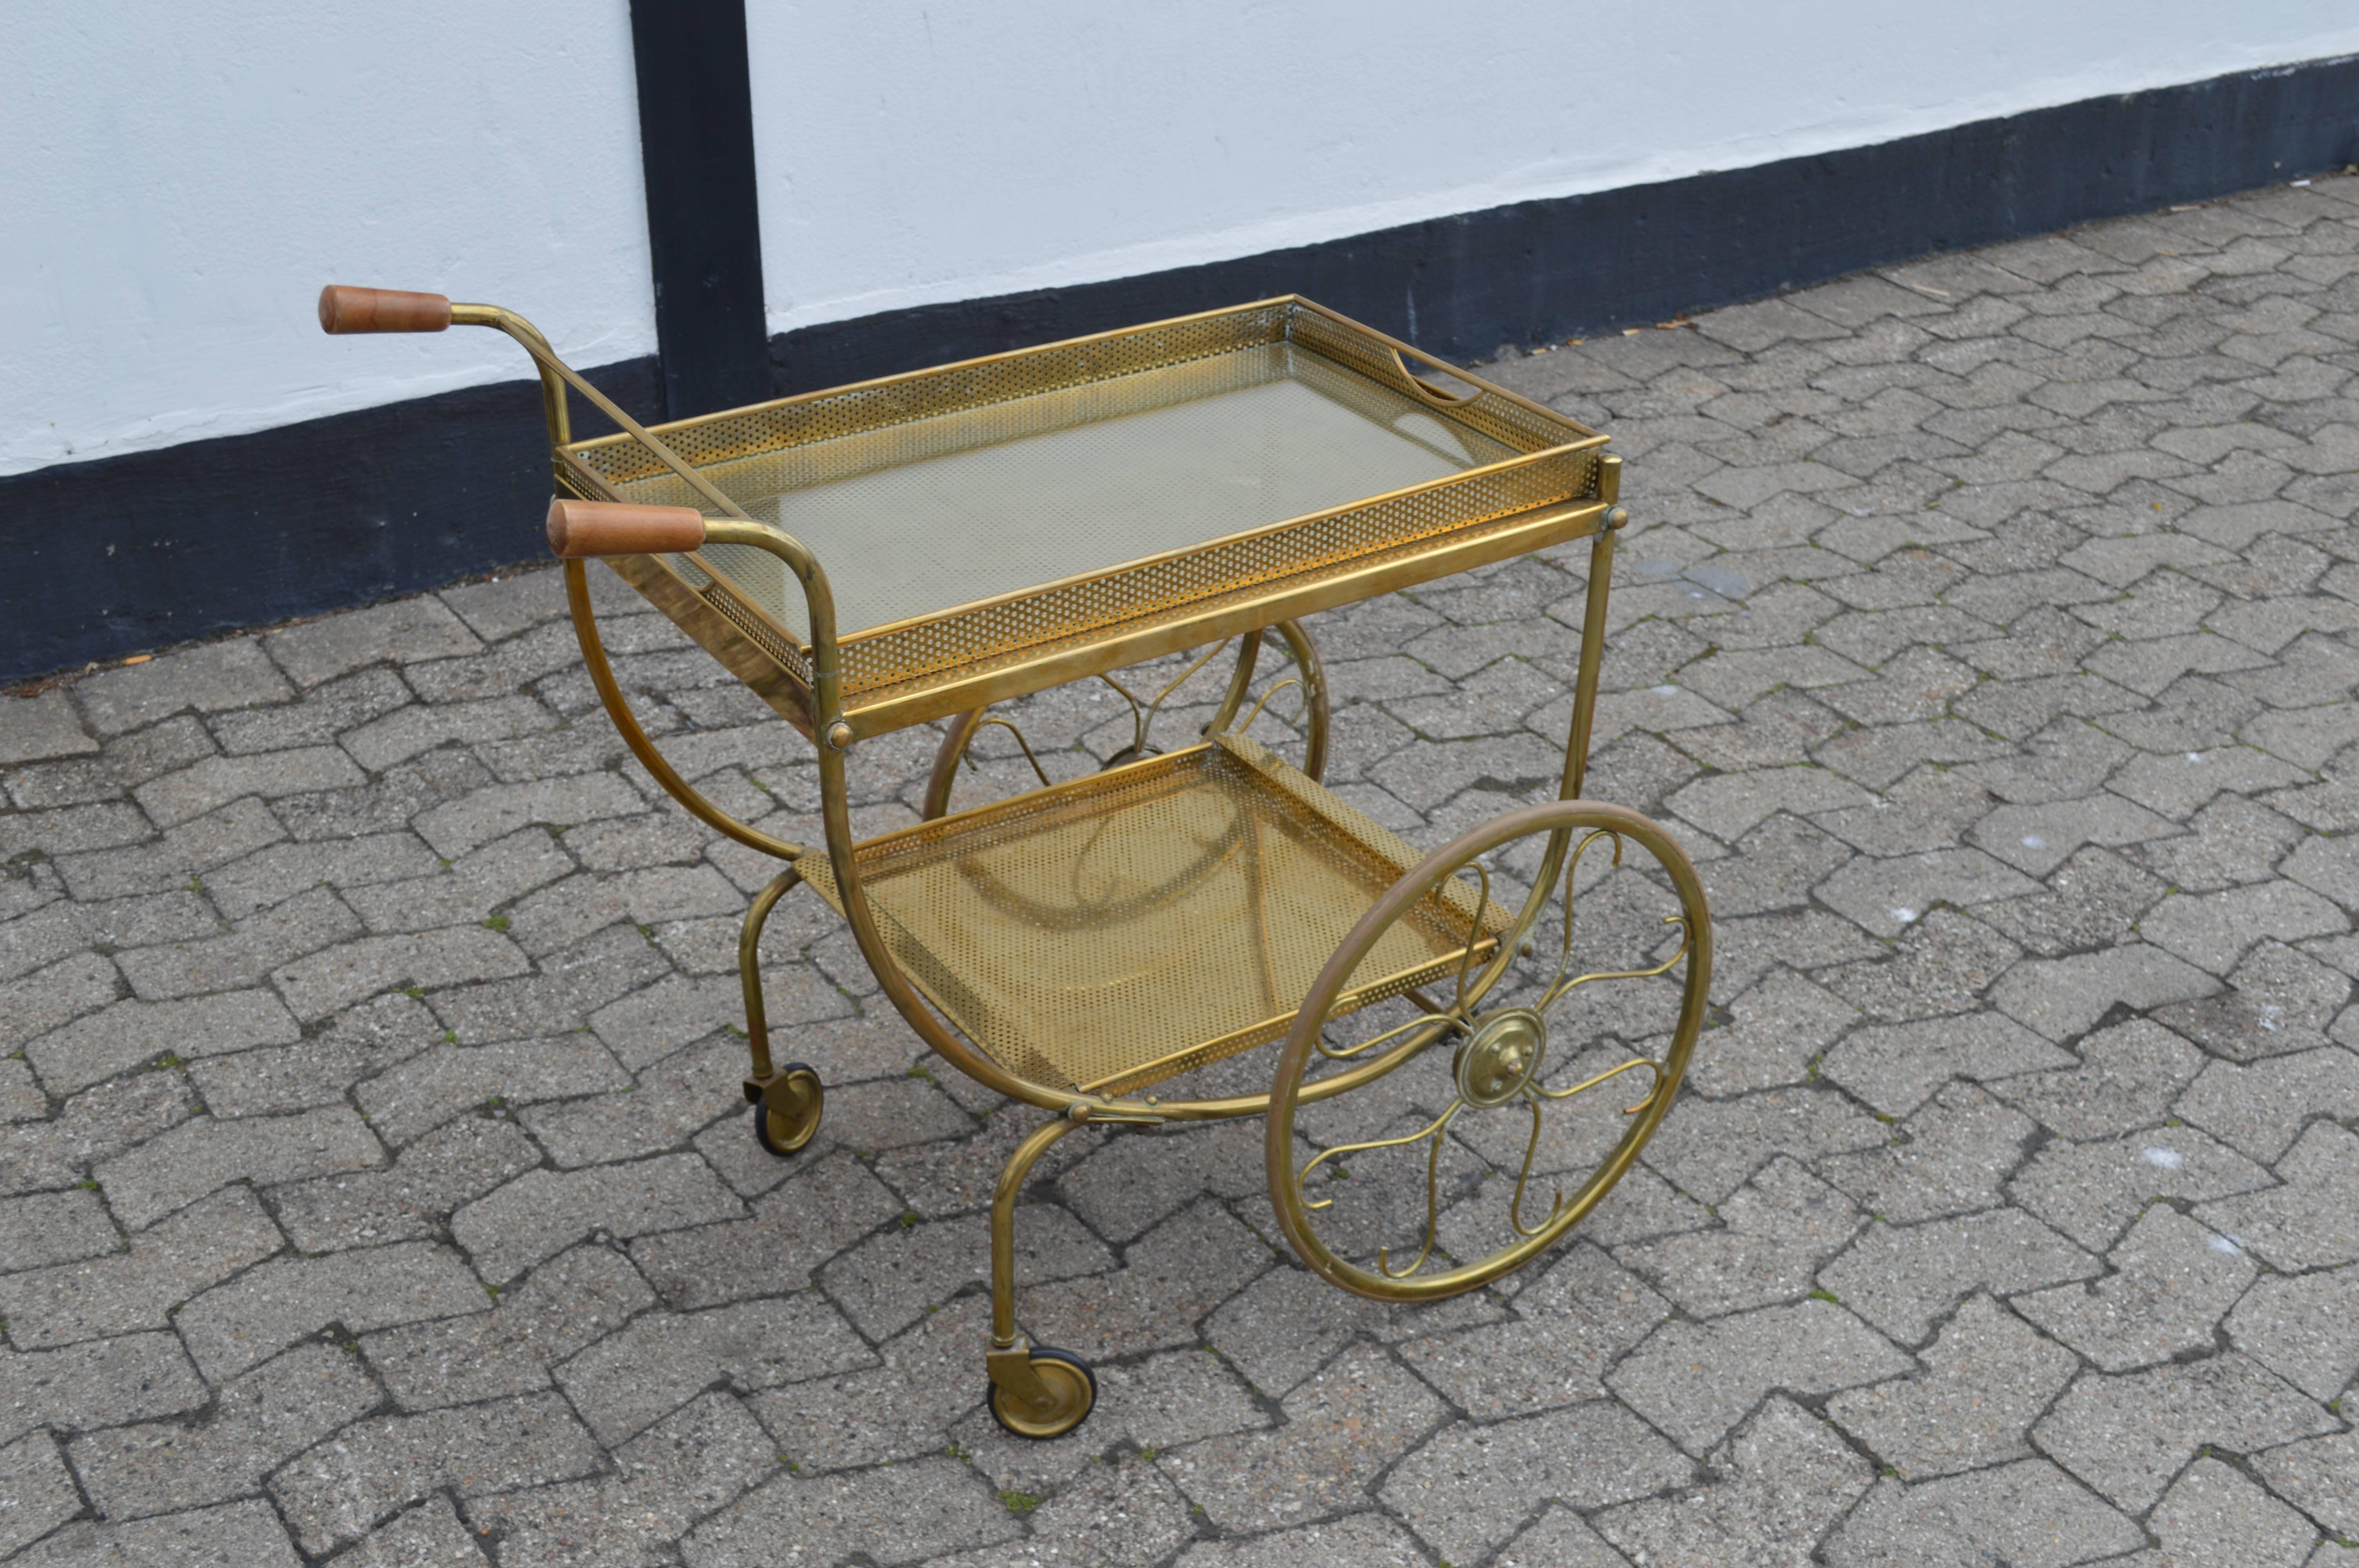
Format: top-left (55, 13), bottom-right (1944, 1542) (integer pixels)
top-left (627, 0), bottom-right (771, 419)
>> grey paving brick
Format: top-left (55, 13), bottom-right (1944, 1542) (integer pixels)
top-left (355, 1034), bottom-right (630, 1146)
top-left (629, 1151), bottom-right (903, 1307)
top-left (0, 1188), bottom-right (119, 1274)
top-left (71, 1343), bottom-right (378, 1521)
top-left (1988, 1018), bottom-right (2207, 1140)
top-left (27, 989), bottom-right (300, 1096)
top-left (2174, 1045), bottom-right (2359, 1162)
top-left (427, 922), bottom-right (671, 1044)
top-left (1682, 967), bottom-right (1860, 1097)
top-left (2252, 1428), bottom-right (2359, 1540)
top-left (265, 597), bottom-right (483, 688)
top-left (1820, 1207), bottom-right (2099, 1345)
top-left (0, 1070), bottom-right (196, 1199)
top-left (2034, 1352), bottom-right (2335, 1512)
top-left (0, 1428), bottom-right (81, 1557)
top-left (1594, 1396), bottom-right (1873, 1568)
top-left (133, 746), bottom-right (366, 830)
top-left (2197, 1120), bottom-right (2359, 1270)
top-left (1824, 1459), bottom-right (2143, 1567)
top-left (1616, 1157), bottom-right (1858, 1316)
top-left (200, 831), bottom-right (440, 922)
top-left (75, 641), bottom-right (292, 737)
top-left (1822, 1009), bottom-right (2073, 1117)
top-left (342, 826), bottom-right (574, 935)
top-left (0, 1187), bottom-right (280, 1347)
top-left (1990, 943), bottom-right (2221, 1041)
top-left (53, 796), bottom-right (283, 902)
top-left (361, 1241), bottom-right (652, 1410)
top-left (2227, 1265), bottom-right (2359, 1404)
top-left (273, 1116), bottom-right (538, 1252)
top-left (461, 1391), bottom-right (775, 1568)
top-left (114, 886), bottom-right (361, 1002)
top-left (821, 1204), bottom-right (1110, 1343)
top-left (0, 691), bottom-right (97, 766)
top-left (682, 1455), bottom-right (1017, 1568)
top-left (2015, 1206), bottom-right (2259, 1370)
top-left (1824, 1294), bottom-right (2075, 1480)
top-left (1171, 1512), bottom-right (1431, 1568)
top-left (6, 1497), bottom-right (303, 1567)
top-left (335, 1497), bottom-right (491, 1568)
top-left (269, 1391), bottom-right (603, 1553)
top-left (0, 951), bottom-right (119, 1052)
top-left (1608, 1298), bottom-right (1912, 1455)
top-left (96, 1105), bottom-right (382, 1230)
top-left (2009, 1124), bottom-right (2274, 1253)
top-left (271, 924), bottom-right (530, 1021)
top-left (0, 1332), bottom-right (206, 1446)
top-left (1378, 1396), bottom-right (1691, 1566)
top-left (414, 773), bottom-right (645, 859)
top-left (1823, 1082), bottom-right (2039, 1223)
top-left (175, 1240), bottom-right (487, 1380)
top-left (556, 1294), bottom-right (870, 1445)
top-left (452, 1153), bottom-right (745, 1285)
top-left (2142, 881), bottom-right (2349, 974)
top-left (207, 667), bottom-right (411, 756)
top-left (2145, 1457), bottom-right (2324, 1568)
top-left (184, 991), bottom-right (436, 1120)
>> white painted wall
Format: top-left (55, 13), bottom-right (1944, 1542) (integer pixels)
top-left (0, 2), bottom-right (652, 477)
top-left (11, 3), bottom-right (2359, 479)
top-left (746, 1), bottom-right (2359, 335)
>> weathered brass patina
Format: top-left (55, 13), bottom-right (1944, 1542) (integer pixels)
top-left (321, 285), bottom-right (1711, 1442)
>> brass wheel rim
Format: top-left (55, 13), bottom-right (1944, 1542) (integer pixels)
top-left (763, 1070), bottom-right (823, 1154)
top-left (992, 1357), bottom-right (1094, 1438)
top-left (1265, 800), bottom-right (1712, 1303)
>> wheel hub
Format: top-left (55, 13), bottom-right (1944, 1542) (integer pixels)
top-left (1455, 1007), bottom-right (1546, 1108)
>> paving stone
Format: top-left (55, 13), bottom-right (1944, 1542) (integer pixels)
top-left (271, 924), bottom-right (531, 1022)
top-left (1991, 943), bottom-right (2222, 1041)
top-left (1378, 1396), bottom-right (1692, 1566)
top-left (76, 641), bottom-right (292, 737)
top-left (2174, 1045), bottom-right (2359, 1161)
top-left (0, 1187), bottom-right (281, 1348)
top-left (1641, 1084), bottom-right (1888, 1204)
top-left (8, 1497), bottom-right (303, 1567)
top-left (1819, 1207), bottom-right (2099, 1345)
top-left (1824, 1294), bottom-right (2076, 1479)
top-left (361, 1242), bottom-right (654, 1410)
top-left (0, 1332), bottom-right (206, 1448)
top-left (185, 991), bottom-right (436, 1119)
top-left (2143, 1457), bottom-right (2323, 1568)
top-left (114, 886), bottom-right (362, 1002)
top-left (1823, 1082), bottom-right (2037, 1223)
top-left (335, 1496), bottom-right (491, 1568)
top-left (1594, 1396), bottom-right (1874, 1568)
top-left (2009, 1123), bottom-right (2274, 1252)
top-left (265, 597), bottom-right (483, 688)
top-left (821, 1205), bottom-right (1112, 1343)
top-left (271, 1115), bottom-right (539, 1252)
top-left (199, 830), bottom-right (440, 922)
top-left (0, 951), bottom-right (121, 1052)
top-left (1824, 1459), bottom-right (2143, 1567)
top-left (2033, 1352), bottom-right (2335, 1512)
top-left (133, 746), bottom-right (367, 830)
top-left (2142, 881), bottom-right (2349, 974)
top-left (2158, 939), bottom-right (2354, 1059)
top-left (26, 989), bottom-right (301, 1096)
top-left (452, 1153), bottom-right (745, 1285)
top-left (0, 1187), bottom-right (119, 1274)
top-left (2226, 1265), bottom-right (2359, 1403)
top-left (52, 796), bottom-right (284, 902)
top-left (461, 1391), bottom-right (775, 1568)
top-left (1395, 1241), bottom-right (1671, 1416)
top-left (1608, 1298), bottom-right (1912, 1454)
top-left (175, 1240), bottom-right (487, 1380)
top-left (1819, 908), bottom-right (2023, 1022)
top-left (557, 1294), bottom-right (871, 1445)
top-left (96, 1104), bottom-right (382, 1229)
top-left (2014, 1205), bottom-right (2259, 1370)
top-left (1617, 1156), bottom-right (1858, 1315)
top-left (1022, 1200), bottom-right (1274, 1360)
top-left (270, 1391), bottom-right (604, 1553)
top-left (2252, 1428), bottom-right (2359, 1540)
top-left (628, 1151), bottom-right (903, 1308)
top-left (1988, 1018), bottom-right (2207, 1140)
top-left (0, 1428), bottom-right (81, 1557)
top-left (426, 922), bottom-right (672, 1044)
top-left (71, 1343), bottom-right (379, 1521)
top-left (0, 1071), bottom-right (195, 1198)
top-left (0, 691), bottom-right (98, 766)
top-left (2196, 1120), bottom-right (2359, 1270)
top-left (681, 1455), bottom-right (1017, 1568)
top-left (1683, 967), bottom-right (1860, 1097)
top-left (1821, 1009), bottom-right (2073, 1117)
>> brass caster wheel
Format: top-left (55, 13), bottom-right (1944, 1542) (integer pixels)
top-left (987, 1348), bottom-right (1097, 1440)
top-left (751, 1063), bottom-right (823, 1157)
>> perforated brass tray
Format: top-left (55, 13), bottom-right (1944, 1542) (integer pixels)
top-left (796, 732), bottom-right (1509, 1097)
top-left (557, 297), bottom-right (1610, 738)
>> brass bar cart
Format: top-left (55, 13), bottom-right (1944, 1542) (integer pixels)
top-left (321, 286), bottom-right (1713, 1439)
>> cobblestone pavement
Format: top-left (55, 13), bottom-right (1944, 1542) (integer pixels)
top-left (9, 174), bottom-right (2359, 1567)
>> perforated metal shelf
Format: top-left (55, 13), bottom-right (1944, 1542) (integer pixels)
top-left (795, 733), bottom-right (1508, 1097)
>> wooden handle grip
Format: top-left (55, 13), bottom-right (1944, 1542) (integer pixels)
top-left (318, 285), bottom-right (453, 334)
top-left (546, 498), bottom-right (707, 558)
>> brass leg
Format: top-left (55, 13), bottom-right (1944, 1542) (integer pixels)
top-left (740, 867), bottom-right (824, 1155)
top-left (985, 1116), bottom-right (1096, 1438)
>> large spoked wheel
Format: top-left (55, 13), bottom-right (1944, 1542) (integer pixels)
top-left (921, 621), bottom-right (1329, 819)
top-left (1265, 800), bottom-right (1711, 1302)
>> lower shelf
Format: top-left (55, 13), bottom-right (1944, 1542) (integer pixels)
top-left (798, 733), bottom-right (1505, 1096)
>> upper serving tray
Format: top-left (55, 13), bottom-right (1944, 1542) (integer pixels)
top-left (557, 297), bottom-right (1610, 739)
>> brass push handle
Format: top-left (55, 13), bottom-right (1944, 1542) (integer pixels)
top-left (318, 285), bottom-right (454, 334)
top-left (546, 498), bottom-right (707, 557)
top-left (1387, 345), bottom-right (1481, 407)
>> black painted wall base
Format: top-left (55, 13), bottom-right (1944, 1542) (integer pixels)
top-left (6, 53), bottom-right (2355, 682)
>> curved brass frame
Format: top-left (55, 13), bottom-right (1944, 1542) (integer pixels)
top-left (446, 300), bottom-right (1672, 1430)
top-left (920, 619), bottom-right (1331, 822)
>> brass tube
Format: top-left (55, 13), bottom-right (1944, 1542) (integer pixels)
top-left (1275, 619), bottom-right (1331, 782)
top-left (563, 560), bottom-right (805, 862)
top-left (1561, 455), bottom-right (1625, 802)
top-left (990, 1117), bottom-right (1085, 1347)
top-left (738, 867), bottom-right (803, 1081)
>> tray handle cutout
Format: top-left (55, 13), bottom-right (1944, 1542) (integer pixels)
top-left (1388, 345), bottom-right (1483, 407)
